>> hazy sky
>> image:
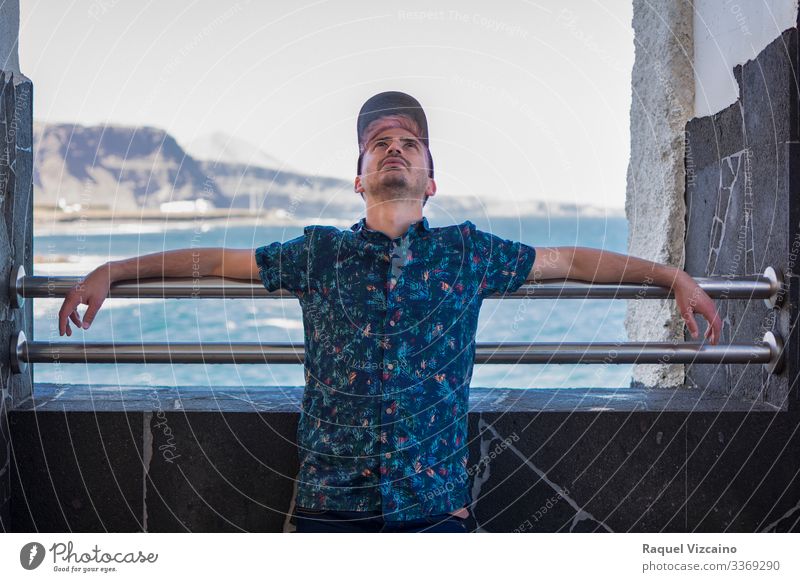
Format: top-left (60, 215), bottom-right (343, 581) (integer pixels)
top-left (20, 0), bottom-right (633, 209)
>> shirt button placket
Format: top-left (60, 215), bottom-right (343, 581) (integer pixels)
top-left (380, 240), bottom-right (400, 507)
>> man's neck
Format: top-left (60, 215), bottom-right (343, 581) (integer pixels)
top-left (363, 203), bottom-right (424, 240)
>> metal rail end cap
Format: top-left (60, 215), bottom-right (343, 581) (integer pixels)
top-left (763, 266), bottom-right (785, 309)
top-left (9, 264), bottom-right (25, 309)
top-left (763, 330), bottom-right (784, 375)
top-left (10, 330), bottom-right (27, 374)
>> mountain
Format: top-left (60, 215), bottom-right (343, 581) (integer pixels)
top-left (32, 122), bottom-right (623, 220)
top-left (33, 122), bottom-right (227, 212)
top-left (182, 131), bottom-right (292, 171)
top-left (32, 122), bottom-right (359, 218)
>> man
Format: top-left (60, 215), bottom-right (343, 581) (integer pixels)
top-left (58, 91), bottom-right (722, 534)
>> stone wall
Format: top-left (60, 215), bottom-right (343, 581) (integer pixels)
top-left (0, 69), bottom-right (33, 532)
top-left (693, 0), bottom-right (798, 117)
top-left (9, 384), bottom-right (800, 532)
top-left (625, 0), bottom-right (695, 388)
top-left (683, 25), bottom-right (798, 407)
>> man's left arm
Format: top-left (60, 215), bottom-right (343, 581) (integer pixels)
top-left (529, 246), bottom-right (722, 345)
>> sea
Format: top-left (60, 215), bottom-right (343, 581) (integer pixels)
top-left (31, 214), bottom-right (634, 390)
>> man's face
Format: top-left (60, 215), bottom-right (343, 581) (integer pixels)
top-left (355, 124), bottom-right (436, 206)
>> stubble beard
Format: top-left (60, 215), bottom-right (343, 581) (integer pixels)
top-left (370, 170), bottom-right (427, 206)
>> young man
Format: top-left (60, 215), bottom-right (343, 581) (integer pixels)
top-left (57, 91), bottom-right (722, 534)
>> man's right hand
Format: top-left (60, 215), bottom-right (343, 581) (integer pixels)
top-left (56, 248), bottom-right (259, 336)
top-left (58, 263), bottom-right (113, 336)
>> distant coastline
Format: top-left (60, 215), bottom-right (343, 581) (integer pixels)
top-left (33, 208), bottom-right (353, 234)
top-left (34, 204), bottom-right (626, 224)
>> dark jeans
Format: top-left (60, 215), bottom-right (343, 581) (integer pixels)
top-left (293, 507), bottom-right (469, 533)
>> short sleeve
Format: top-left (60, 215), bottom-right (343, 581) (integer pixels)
top-left (254, 234), bottom-right (307, 293)
top-left (469, 221), bottom-right (536, 299)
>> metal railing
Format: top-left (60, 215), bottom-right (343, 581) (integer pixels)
top-left (7, 265), bottom-right (787, 375)
top-left (9, 265), bottom-right (785, 306)
top-left (8, 331), bottom-right (784, 375)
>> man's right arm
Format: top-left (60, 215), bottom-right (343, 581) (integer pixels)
top-left (58, 247), bottom-right (260, 336)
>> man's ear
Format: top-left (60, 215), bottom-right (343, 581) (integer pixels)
top-left (425, 178), bottom-right (437, 197)
top-left (354, 175), bottom-right (363, 193)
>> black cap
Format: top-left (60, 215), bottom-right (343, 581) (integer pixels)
top-left (356, 91), bottom-right (433, 178)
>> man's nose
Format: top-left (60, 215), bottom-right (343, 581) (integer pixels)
top-left (387, 139), bottom-right (402, 155)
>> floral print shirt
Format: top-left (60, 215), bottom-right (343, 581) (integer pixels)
top-left (255, 216), bottom-right (536, 522)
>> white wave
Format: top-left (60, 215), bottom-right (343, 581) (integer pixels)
top-left (34, 221), bottom-right (213, 237)
top-left (249, 317), bottom-right (303, 330)
top-left (34, 297), bottom-right (164, 316)
top-left (33, 257), bottom-right (118, 275)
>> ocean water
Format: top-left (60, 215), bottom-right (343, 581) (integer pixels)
top-left (32, 214), bottom-right (635, 389)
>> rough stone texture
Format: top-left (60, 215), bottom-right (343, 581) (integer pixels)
top-left (0, 68), bottom-right (33, 532)
top-left (0, 1), bottom-right (20, 77)
top-left (626, 0), bottom-right (695, 388)
top-left (683, 28), bottom-right (798, 407)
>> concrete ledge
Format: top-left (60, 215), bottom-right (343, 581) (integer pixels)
top-left (15, 382), bottom-right (781, 413)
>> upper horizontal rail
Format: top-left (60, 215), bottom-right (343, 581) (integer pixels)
top-left (9, 265), bottom-right (785, 307)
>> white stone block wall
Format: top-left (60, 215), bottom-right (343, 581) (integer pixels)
top-left (625, 0), bottom-right (694, 388)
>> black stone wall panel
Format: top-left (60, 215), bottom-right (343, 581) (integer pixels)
top-left (686, 412), bottom-right (800, 532)
top-left (7, 407), bottom-right (799, 532)
top-left (1, 69), bottom-right (33, 533)
top-left (143, 412), bottom-right (298, 532)
top-left (10, 411), bottom-right (143, 532)
top-left (685, 29), bottom-right (796, 406)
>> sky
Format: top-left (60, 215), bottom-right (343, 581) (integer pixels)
top-left (19, 0), bottom-right (634, 210)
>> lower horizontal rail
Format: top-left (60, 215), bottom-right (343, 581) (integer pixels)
top-left (9, 331), bottom-right (784, 375)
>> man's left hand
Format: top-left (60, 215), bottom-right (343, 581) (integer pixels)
top-left (673, 273), bottom-right (723, 345)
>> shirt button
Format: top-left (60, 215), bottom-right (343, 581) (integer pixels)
top-left (385, 452), bottom-right (392, 459)
top-left (387, 363), bottom-right (394, 370)
top-left (385, 407), bottom-right (392, 414)
top-left (389, 320), bottom-right (395, 326)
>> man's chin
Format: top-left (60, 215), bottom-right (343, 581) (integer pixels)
top-left (379, 175), bottom-right (409, 190)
